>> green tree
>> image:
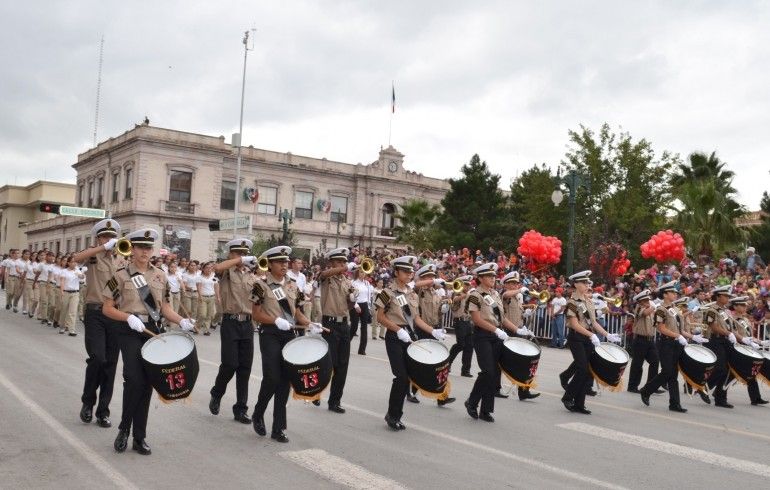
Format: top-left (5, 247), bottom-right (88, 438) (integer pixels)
top-left (509, 163), bottom-right (567, 239)
top-left (750, 191), bottom-right (770, 262)
top-left (433, 154), bottom-right (518, 251)
top-left (392, 199), bottom-right (441, 250)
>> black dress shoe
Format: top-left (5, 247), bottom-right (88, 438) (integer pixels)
top-left (384, 414), bottom-right (401, 430)
top-left (132, 439), bottom-right (152, 455)
top-left (328, 405), bottom-right (346, 414)
top-left (114, 430), bottom-right (129, 453)
top-left (562, 397), bottom-right (575, 412)
top-left (751, 399), bottom-right (769, 405)
top-left (573, 406), bottom-right (592, 415)
top-left (271, 431), bottom-right (289, 443)
top-left (479, 412), bottom-right (495, 423)
top-left (312, 399), bottom-right (320, 406)
top-left (654, 389), bottom-right (665, 395)
top-left (234, 412), bottom-right (252, 424)
top-left (697, 390), bottom-right (711, 404)
top-left (209, 396), bottom-right (220, 415)
top-left (252, 415), bottom-right (266, 436)
top-left (715, 401), bottom-right (734, 409)
top-left (494, 391), bottom-right (509, 399)
top-left (80, 404), bottom-right (93, 423)
top-left (519, 391), bottom-right (540, 401)
top-left (96, 416), bottom-right (112, 428)
top-left (437, 397), bottom-right (456, 406)
top-left (464, 400), bottom-right (479, 419)
top-left (627, 388), bottom-right (640, 394)
top-left (358, 351), bottom-right (366, 355)
top-left (406, 394), bottom-right (420, 404)
top-left (461, 371), bottom-right (473, 378)
top-left (669, 406), bottom-right (688, 413)
top-left (640, 391), bottom-right (650, 406)
top-left (559, 373), bottom-right (569, 391)
top-left (587, 389), bottom-right (597, 397)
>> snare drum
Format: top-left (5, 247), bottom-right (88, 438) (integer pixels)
top-left (758, 350), bottom-right (770, 387)
top-left (499, 338), bottom-right (540, 389)
top-left (406, 339), bottom-right (451, 399)
top-left (678, 344), bottom-right (717, 391)
top-left (727, 344), bottom-right (764, 384)
top-left (282, 336), bottom-right (332, 401)
top-left (141, 331), bottom-right (200, 401)
top-left (589, 342), bottom-right (629, 391)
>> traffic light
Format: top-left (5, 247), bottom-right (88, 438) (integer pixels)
top-left (208, 220), bottom-right (220, 232)
top-left (39, 203), bottom-right (61, 214)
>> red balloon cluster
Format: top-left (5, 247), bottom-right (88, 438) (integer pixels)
top-left (589, 243), bottom-right (631, 280)
top-left (517, 230), bottom-right (562, 271)
top-left (611, 251), bottom-right (631, 277)
top-left (640, 230), bottom-right (686, 263)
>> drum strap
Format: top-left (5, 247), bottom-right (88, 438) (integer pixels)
top-left (481, 292), bottom-right (503, 326)
top-left (394, 293), bottom-right (416, 338)
top-left (269, 283), bottom-right (296, 326)
top-left (129, 271), bottom-right (162, 332)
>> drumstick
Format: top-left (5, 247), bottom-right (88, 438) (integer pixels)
top-left (142, 329), bottom-right (166, 342)
top-left (177, 301), bottom-right (199, 333)
top-left (409, 341), bottom-right (431, 352)
top-left (293, 324), bottom-right (331, 333)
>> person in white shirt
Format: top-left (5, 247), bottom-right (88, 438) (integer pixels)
top-left (181, 261), bottom-right (200, 323)
top-left (286, 257), bottom-right (309, 318)
top-left (371, 279), bottom-right (386, 339)
top-left (196, 262), bottom-right (220, 335)
top-left (4, 249), bottom-right (22, 311)
top-left (350, 268), bottom-right (374, 355)
top-left (165, 261), bottom-right (183, 329)
top-left (310, 266), bottom-right (322, 323)
top-left (592, 292), bottom-right (609, 334)
top-left (549, 287), bottom-right (568, 348)
top-left (34, 253), bottom-right (52, 324)
top-left (19, 250), bottom-right (33, 315)
top-left (51, 256), bottom-right (65, 329)
top-left (59, 256), bottom-right (84, 336)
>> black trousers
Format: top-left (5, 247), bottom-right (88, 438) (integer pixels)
top-left (350, 303), bottom-right (370, 354)
top-left (747, 379), bottom-right (763, 403)
top-left (210, 318), bottom-right (255, 415)
top-left (706, 338), bottom-right (730, 403)
top-left (564, 336), bottom-right (594, 409)
top-left (322, 319), bottom-right (350, 406)
top-left (627, 336), bottom-right (659, 391)
top-left (468, 332), bottom-right (502, 414)
top-left (81, 307), bottom-right (119, 418)
top-left (448, 319), bottom-right (474, 374)
top-left (641, 339), bottom-right (682, 408)
top-left (385, 329), bottom-right (411, 420)
top-left (253, 328), bottom-right (294, 433)
top-left (116, 326), bottom-right (153, 440)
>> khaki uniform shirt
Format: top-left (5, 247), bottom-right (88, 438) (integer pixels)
top-left (503, 293), bottom-right (523, 327)
top-left (374, 283), bottom-right (418, 327)
top-left (219, 266), bottom-right (255, 315)
top-left (103, 264), bottom-right (168, 316)
top-left (633, 304), bottom-right (656, 336)
top-left (250, 273), bottom-right (299, 322)
top-left (654, 304), bottom-right (681, 336)
top-left (85, 251), bottom-right (117, 305)
top-left (565, 293), bottom-right (596, 331)
top-left (733, 316), bottom-right (752, 338)
top-left (320, 272), bottom-right (352, 317)
top-left (703, 306), bottom-right (731, 339)
top-left (418, 287), bottom-right (442, 326)
top-left (466, 286), bottom-right (503, 328)
top-left (451, 291), bottom-right (470, 321)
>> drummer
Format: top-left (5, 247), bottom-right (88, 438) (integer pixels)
top-left (249, 246), bottom-right (320, 443)
top-left (447, 275), bottom-right (474, 377)
top-left (639, 281), bottom-right (702, 412)
top-left (627, 289), bottom-right (659, 394)
top-left (728, 296), bottom-right (768, 405)
top-left (562, 270), bottom-right (621, 414)
top-left (676, 297), bottom-right (712, 403)
top-left (374, 256), bottom-right (447, 430)
top-left (102, 229), bottom-right (195, 455)
top-left (703, 285), bottom-right (737, 408)
top-left (500, 271), bottom-right (539, 401)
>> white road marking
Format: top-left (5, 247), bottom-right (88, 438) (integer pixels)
top-left (280, 448), bottom-right (407, 489)
top-left (0, 371), bottom-right (137, 490)
top-left (559, 422), bottom-right (770, 479)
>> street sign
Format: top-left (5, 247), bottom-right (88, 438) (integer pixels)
top-left (218, 215), bottom-right (252, 231)
top-left (58, 206), bottom-right (106, 219)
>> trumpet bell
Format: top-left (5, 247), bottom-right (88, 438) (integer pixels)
top-left (115, 238), bottom-right (132, 257)
top-left (451, 280), bottom-right (464, 293)
top-left (360, 257), bottom-right (375, 275)
top-left (257, 257), bottom-right (269, 271)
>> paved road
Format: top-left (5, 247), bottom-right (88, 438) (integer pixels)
top-left (1, 299), bottom-right (769, 489)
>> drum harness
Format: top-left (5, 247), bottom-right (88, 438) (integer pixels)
top-left (394, 291), bottom-right (417, 340)
top-left (128, 270), bottom-right (164, 334)
top-left (268, 283), bottom-right (298, 336)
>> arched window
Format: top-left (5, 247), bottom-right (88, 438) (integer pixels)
top-left (381, 203), bottom-right (396, 234)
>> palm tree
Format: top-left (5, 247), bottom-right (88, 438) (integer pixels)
top-left (392, 199), bottom-right (441, 250)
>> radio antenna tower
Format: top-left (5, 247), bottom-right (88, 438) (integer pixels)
top-left (93, 35), bottom-right (104, 147)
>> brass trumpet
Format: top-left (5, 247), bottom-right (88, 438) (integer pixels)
top-left (360, 257), bottom-right (375, 275)
top-left (115, 238), bottom-right (132, 257)
top-left (525, 289), bottom-right (550, 303)
top-left (451, 279), bottom-right (464, 293)
top-left (598, 295), bottom-right (623, 308)
top-left (257, 256), bottom-right (269, 272)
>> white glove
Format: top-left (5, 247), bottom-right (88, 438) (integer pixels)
top-left (407, 281), bottom-right (415, 289)
top-left (103, 238), bottom-right (118, 251)
top-left (590, 334), bottom-right (601, 347)
top-left (431, 328), bottom-right (447, 341)
top-left (126, 314), bottom-right (145, 333)
top-left (691, 334), bottom-right (706, 344)
top-left (741, 336), bottom-right (752, 346)
top-left (516, 327), bottom-right (531, 337)
top-left (495, 328), bottom-right (509, 341)
top-left (241, 255), bottom-right (257, 265)
top-left (677, 335), bottom-right (687, 346)
top-left (728, 332), bottom-right (737, 344)
top-left (607, 333), bottom-right (622, 344)
top-left (308, 323), bottom-right (324, 335)
top-left (179, 318), bottom-right (195, 332)
top-left (750, 341), bottom-right (760, 349)
top-left (397, 328), bottom-right (412, 343)
top-left (433, 278), bottom-right (445, 287)
top-left (275, 317), bottom-right (292, 331)
top-left (347, 262), bottom-right (357, 272)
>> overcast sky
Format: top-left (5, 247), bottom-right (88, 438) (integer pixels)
top-left (1, 1), bottom-right (768, 208)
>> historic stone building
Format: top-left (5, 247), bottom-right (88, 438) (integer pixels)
top-left (23, 124), bottom-right (449, 259)
top-left (1, 181), bottom-right (75, 253)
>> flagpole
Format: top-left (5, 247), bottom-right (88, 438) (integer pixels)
top-left (388, 80), bottom-right (394, 146)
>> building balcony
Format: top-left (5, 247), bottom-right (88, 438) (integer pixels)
top-left (379, 228), bottom-right (394, 237)
top-left (163, 200), bottom-right (196, 214)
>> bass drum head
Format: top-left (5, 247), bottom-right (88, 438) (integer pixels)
top-left (282, 336), bottom-right (332, 402)
top-left (406, 340), bottom-right (450, 398)
top-left (594, 342), bottom-right (630, 365)
top-left (142, 331), bottom-right (195, 365)
top-left (140, 331), bottom-right (199, 401)
top-left (733, 344), bottom-right (764, 359)
top-left (503, 337), bottom-right (541, 357)
top-left (283, 336), bottom-right (328, 364)
top-left (683, 344), bottom-right (717, 363)
top-left (407, 339), bottom-right (449, 364)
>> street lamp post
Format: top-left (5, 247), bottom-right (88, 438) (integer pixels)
top-left (551, 169), bottom-right (591, 276)
top-left (277, 209), bottom-right (293, 244)
top-left (334, 213), bottom-right (346, 248)
top-left (233, 29), bottom-right (256, 239)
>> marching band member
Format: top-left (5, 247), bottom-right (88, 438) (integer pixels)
top-left (102, 229), bottom-right (194, 455)
top-left (501, 271), bottom-right (540, 401)
top-left (728, 296), bottom-right (768, 405)
top-left (375, 256), bottom-right (447, 430)
top-left (562, 270), bottom-right (620, 414)
top-left (627, 289), bottom-right (660, 393)
top-left (196, 261), bottom-right (219, 336)
top-left (447, 275), bottom-right (474, 377)
top-left (250, 246), bottom-right (317, 443)
top-left (71, 219), bottom-right (122, 427)
top-left (703, 285), bottom-right (737, 408)
top-left (209, 238), bottom-right (257, 424)
top-left (639, 281), bottom-right (701, 412)
top-left (59, 256), bottom-right (85, 336)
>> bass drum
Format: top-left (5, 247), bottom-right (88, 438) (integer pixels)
top-left (589, 342), bottom-right (629, 392)
top-left (499, 337), bottom-right (540, 389)
top-left (678, 344), bottom-right (717, 391)
top-left (406, 339), bottom-right (450, 399)
top-left (141, 331), bottom-right (199, 401)
top-left (758, 350), bottom-right (770, 387)
top-left (727, 344), bottom-right (764, 384)
top-left (282, 336), bottom-right (333, 402)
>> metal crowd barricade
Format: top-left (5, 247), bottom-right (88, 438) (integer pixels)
top-left (440, 308), bottom-right (454, 331)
